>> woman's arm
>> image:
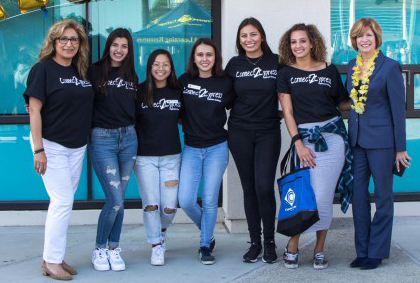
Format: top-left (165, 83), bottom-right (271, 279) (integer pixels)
top-left (386, 61), bottom-right (411, 170)
top-left (29, 97), bottom-right (47, 175)
top-left (339, 100), bottom-right (351, 111)
top-left (278, 92), bottom-right (315, 168)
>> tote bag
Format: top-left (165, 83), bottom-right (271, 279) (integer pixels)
top-left (277, 138), bottom-right (319, 237)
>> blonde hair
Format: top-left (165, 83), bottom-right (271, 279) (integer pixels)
top-left (278, 23), bottom-right (327, 66)
top-left (349, 18), bottom-right (382, 51)
top-left (38, 19), bottom-right (89, 79)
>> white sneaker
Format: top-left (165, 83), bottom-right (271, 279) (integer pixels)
top-left (92, 248), bottom-right (110, 271)
top-left (151, 245), bottom-right (165, 266)
top-left (107, 248), bottom-right (126, 271)
top-left (161, 232), bottom-right (167, 252)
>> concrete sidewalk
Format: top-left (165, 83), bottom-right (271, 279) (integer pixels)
top-left (1, 217), bottom-right (419, 283)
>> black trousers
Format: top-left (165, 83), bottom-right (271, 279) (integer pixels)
top-left (228, 127), bottom-right (281, 243)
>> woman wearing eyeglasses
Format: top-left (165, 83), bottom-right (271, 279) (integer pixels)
top-left (134, 49), bottom-right (182, 266)
top-left (23, 19), bottom-right (93, 280)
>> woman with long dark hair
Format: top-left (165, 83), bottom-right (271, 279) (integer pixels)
top-left (89, 28), bottom-right (138, 272)
top-left (225, 17), bottom-right (281, 264)
top-left (134, 49), bottom-right (182, 266)
top-left (24, 19), bottom-right (93, 280)
top-left (178, 38), bottom-right (232, 265)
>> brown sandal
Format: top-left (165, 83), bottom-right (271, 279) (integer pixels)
top-left (42, 262), bottom-right (72, 281)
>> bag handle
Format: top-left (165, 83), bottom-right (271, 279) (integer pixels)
top-left (280, 134), bottom-right (301, 176)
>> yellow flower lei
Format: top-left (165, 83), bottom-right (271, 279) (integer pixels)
top-left (350, 49), bottom-right (380, 114)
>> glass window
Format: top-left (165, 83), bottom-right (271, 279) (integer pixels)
top-left (331, 0), bottom-right (420, 65)
top-left (367, 119), bottom-right (420, 193)
top-left (415, 74), bottom-right (420, 110)
top-left (0, 0), bottom-right (86, 115)
top-left (0, 125), bottom-right (88, 201)
top-left (89, 0), bottom-right (212, 81)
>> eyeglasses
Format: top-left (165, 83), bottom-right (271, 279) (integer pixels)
top-left (152, 62), bottom-right (171, 69)
top-left (58, 37), bottom-right (79, 45)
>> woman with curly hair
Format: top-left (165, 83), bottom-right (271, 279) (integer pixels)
top-left (23, 19), bottom-right (93, 280)
top-left (277, 23), bottom-right (352, 269)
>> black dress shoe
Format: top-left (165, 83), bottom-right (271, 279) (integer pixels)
top-left (360, 258), bottom-right (382, 270)
top-left (350, 257), bottom-right (367, 268)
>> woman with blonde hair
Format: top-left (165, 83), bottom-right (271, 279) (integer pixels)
top-left (277, 23), bottom-right (352, 269)
top-left (346, 18), bottom-right (410, 270)
top-left (23, 19), bottom-right (94, 280)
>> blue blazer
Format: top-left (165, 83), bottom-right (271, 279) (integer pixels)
top-left (346, 51), bottom-right (406, 152)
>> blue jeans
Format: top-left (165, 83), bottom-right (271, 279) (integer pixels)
top-left (134, 154), bottom-right (181, 245)
top-left (89, 126), bottom-right (137, 249)
top-left (178, 141), bottom-right (229, 248)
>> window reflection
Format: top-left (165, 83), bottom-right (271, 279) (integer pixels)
top-left (0, 0), bottom-right (85, 115)
top-left (415, 74), bottom-right (420, 110)
top-left (331, 0), bottom-right (420, 65)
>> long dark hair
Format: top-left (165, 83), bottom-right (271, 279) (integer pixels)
top-left (235, 17), bottom-right (272, 55)
top-left (186, 38), bottom-right (224, 78)
top-left (143, 49), bottom-right (180, 108)
top-left (93, 28), bottom-right (137, 95)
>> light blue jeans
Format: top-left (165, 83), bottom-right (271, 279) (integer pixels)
top-left (134, 154), bottom-right (181, 244)
top-left (89, 125), bottom-right (137, 249)
top-left (178, 141), bottom-right (229, 248)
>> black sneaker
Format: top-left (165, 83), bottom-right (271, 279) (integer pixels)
top-left (243, 242), bottom-right (262, 263)
top-left (198, 247), bottom-right (215, 265)
top-left (262, 239), bottom-right (277, 263)
top-left (210, 237), bottom-right (216, 252)
top-left (313, 252), bottom-right (328, 269)
top-left (283, 247), bottom-right (298, 269)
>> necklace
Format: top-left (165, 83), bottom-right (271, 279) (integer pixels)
top-left (350, 49), bottom-right (379, 114)
top-left (246, 54), bottom-right (263, 66)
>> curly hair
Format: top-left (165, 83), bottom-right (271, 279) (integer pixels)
top-left (278, 23), bottom-right (327, 66)
top-left (38, 19), bottom-right (89, 80)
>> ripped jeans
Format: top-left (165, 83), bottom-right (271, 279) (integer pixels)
top-left (134, 154), bottom-right (181, 244)
top-left (89, 126), bottom-right (137, 249)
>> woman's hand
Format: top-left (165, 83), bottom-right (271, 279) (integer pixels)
top-left (295, 141), bottom-right (316, 168)
top-left (34, 151), bottom-right (47, 175)
top-left (396, 151), bottom-right (411, 172)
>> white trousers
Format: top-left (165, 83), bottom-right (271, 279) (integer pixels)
top-left (30, 134), bottom-right (86, 263)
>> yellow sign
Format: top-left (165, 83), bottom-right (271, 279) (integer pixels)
top-left (0, 4), bottom-right (5, 20)
top-left (157, 14), bottom-right (212, 29)
top-left (19, 0), bottom-right (48, 14)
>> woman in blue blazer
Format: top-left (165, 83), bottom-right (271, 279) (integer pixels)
top-left (346, 18), bottom-right (411, 270)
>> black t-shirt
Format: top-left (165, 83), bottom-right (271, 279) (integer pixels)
top-left (225, 53), bottom-right (280, 131)
top-left (136, 83), bottom-right (182, 156)
top-left (276, 64), bottom-right (349, 125)
top-left (88, 65), bottom-right (137, 129)
top-left (23, 58), bottom-right (94, 148)
top-left (178, 73), bottom-right (233, 148)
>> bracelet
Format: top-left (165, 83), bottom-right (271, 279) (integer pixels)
top-left (291, 134), bottom-right (302, 145)
top-left (34, 148), bottom-right (44, 154)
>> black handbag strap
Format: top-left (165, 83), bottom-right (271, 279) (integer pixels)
top-left (280, 134), bottom-right (301, 176)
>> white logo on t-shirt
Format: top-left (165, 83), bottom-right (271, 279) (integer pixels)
top-left (183, 87), bottom-right (223, 103)
top-left (59, 76), bottom-right (92, 87)
top-left (141, 99), bottom-right (181, 110)
top-left (290, 74), bottom-right (331, 87)
top-left (235, 67), bottom-right (277, 79)
top-left (106, 77), bottom-right (137, 91)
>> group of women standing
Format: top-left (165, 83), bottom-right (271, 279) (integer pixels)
top-left (24, 15), bottom-right (409, 280)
